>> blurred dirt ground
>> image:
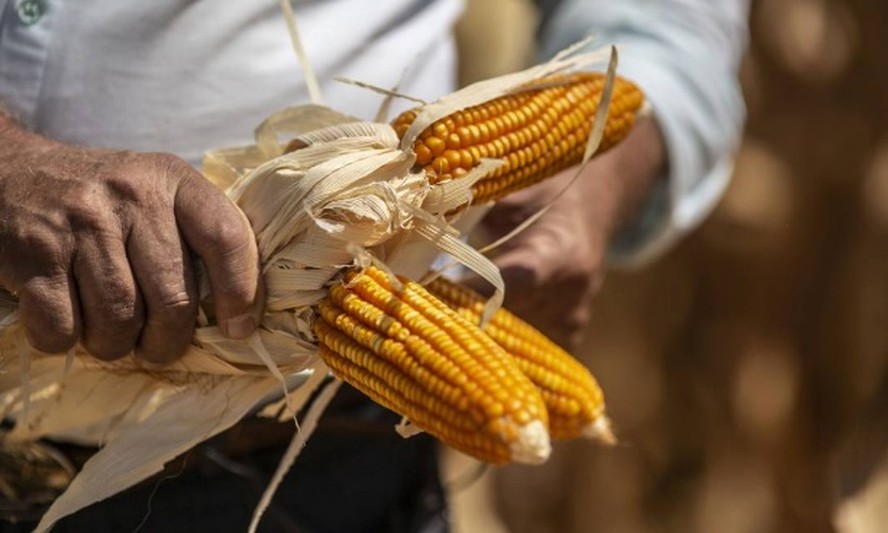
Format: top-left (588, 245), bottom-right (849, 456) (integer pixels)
top-left (447, 1), bottom-right (888, 532)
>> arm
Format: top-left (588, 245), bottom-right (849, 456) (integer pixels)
top-left (0, 111), bottom-right (263, 362)
top-left (541, 0), bottom-right (750, 264)
top-left (477, 0), bottom-right (748, 348)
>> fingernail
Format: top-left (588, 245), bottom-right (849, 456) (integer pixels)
top-left (223, 314), bottom-right (256, 339)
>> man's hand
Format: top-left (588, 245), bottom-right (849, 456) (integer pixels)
top-left (476, 118), bottom-right (666, 351)
top-left (0, 118), bottom-right (263, 363)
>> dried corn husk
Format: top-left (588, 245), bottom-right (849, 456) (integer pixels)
top-left (0, 42), bottom-right (621, 532)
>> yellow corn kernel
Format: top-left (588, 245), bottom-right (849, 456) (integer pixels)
top-left (392, 72), bottom-right (645, 204)
top-left (426, 277), bottom-right (614, 442)
top-left (312, 266), bottom-right (552, 464)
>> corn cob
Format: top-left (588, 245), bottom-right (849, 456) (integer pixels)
top-left (312, 265), bottom-right (552, 464)
top-left (392, 72), bottom-right (644, 204)
top-left (425, 277), bottom-right (613, 442)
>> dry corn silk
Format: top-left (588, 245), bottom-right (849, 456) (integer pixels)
top-left (0, 29), bottom-right (645, 531)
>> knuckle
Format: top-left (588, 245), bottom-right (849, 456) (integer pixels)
top-left (102, 165), bottom-right (153, 205)
top-left (1, 207), bottom-right (69, 270)
top-left (160, 290), bottom-right (195, 310)
top-left (102, 152), bottom-right (190, 203)
top-left (146, 152), bottom-right (195, 185)
top-left (17, 231), bottom-right (68, 269)
top-left (66, 200), bottom-right (112, 232)
top-left (152, 291), bottom-right (198, 325)
top-left (210, 215), bottom-right (252, 256)
top-left (103, 300), bottom-right (142, 330)
top-left (103, 173), bottom-right (144, 204)
top-left (147, 151), bottom-right (188, 169)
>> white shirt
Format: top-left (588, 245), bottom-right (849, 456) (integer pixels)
top-left (0, 0), bottom-right (748, 265)
top-left (0, 0), bottom-right (462, 165)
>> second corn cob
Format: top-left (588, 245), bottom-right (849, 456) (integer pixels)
top-left (426, 277), bottom-right (613, 443)
top-left (312, 266), bottom-right (552, 464)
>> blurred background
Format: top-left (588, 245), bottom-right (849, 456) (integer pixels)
top-left (445, 0), bottom-right (888, 532)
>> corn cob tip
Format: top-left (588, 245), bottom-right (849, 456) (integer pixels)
top-left (582, 415), bottom-right (617, 446)
top-left (424, 277), bottom-right (611, 444)
top-left (511, 419), bottom-right (552, 464)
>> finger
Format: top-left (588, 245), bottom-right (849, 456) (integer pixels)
top-left (460, 229), bottom-right (553, 302)
top-left (17, 273), bottom-right (82, 354)
top-left (127, 214), bottom-right (198, 364)
top-left (73, 235), bottom-right (143, 360)
top-left (174, 174), bottom-right (263, 339)
top-left (480, 190), bottom-right (541, 239)
top-left (493, 237), bottom-right (562, 309)
top-left (459, 247), bottom-right (541, 321)
top-left (463, 218), bottom-right (544, 297)
top-left (531, 279), bottom-right (594, 350)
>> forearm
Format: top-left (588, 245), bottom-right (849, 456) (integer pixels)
top-left (541, 0), bottom-right (749, 263)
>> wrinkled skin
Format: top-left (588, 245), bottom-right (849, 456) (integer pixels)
top-left (475, 118), bottom-right (666, 351)
top-left (0, 118), bottom-right (263, 363)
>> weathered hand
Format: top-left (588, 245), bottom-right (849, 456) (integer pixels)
top-left (0, 122), bottom-right (263, 363)
top-left (476, 118), bottom-right (666, 351)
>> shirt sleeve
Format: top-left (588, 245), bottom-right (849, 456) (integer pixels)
top-left (539, 0), bottom-right (751, 267)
